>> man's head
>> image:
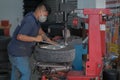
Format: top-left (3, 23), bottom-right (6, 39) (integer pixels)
top-left (34, 3), bottom-right (48, 22)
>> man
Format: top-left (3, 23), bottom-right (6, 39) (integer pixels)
top-left (8, 3), bottom-right (54, 80)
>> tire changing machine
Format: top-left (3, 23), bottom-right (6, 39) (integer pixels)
top-left (67, 8), bottom-right (110, 80)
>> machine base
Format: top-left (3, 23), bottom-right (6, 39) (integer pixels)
top-left (67, 71), bottom-right (100, 80)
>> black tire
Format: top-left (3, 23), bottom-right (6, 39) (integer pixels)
top-left (0, 62), bottom-right (11, 70)
top-left (0, 36), bottom-right (11, 51)
top-left (117, 70), bottom-right (120, 80)
top-left (0, 51), bottom-right (9, 63)
top-left (0, 71), bottom-right (10, 80)
top-left (34, 45), bottom-right (75, 63)
top-left (103, 69), bottom-right (118, 80)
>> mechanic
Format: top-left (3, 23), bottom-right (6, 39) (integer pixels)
top-left (7, 3), bottom-right (55, 80)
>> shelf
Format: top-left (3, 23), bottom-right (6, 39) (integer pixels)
top-left (0, 25), bottom-right (11, 29)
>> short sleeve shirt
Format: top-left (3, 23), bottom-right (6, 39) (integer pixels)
top-left (8, 12), bottom-right (41, 56)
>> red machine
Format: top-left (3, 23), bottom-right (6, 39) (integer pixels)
top-left (67, 9), bottom-right (110, 80)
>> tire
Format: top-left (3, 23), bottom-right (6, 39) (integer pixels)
top-left (67, 38), bottom-right (82, 46)
top-left (0, 71), bottom-right (10, 80)
top-left (0, 51), bottom-right (9, 62)
top-left (34, 45), bottom-right (75, 63)
top-left (0, 62), bottom-right (11, 70)
top-left (0, 36), bottom-right (11, 51)
top-left (103, 69), bottom-right (118, 80)
top-left (117, 70), bottom-right (120, 80)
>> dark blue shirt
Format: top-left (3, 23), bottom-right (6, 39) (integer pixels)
top-left (8, 12), bottom-right (41, 56)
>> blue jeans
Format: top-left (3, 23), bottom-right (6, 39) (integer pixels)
top-left (9, 55), bottom-right (31, 80)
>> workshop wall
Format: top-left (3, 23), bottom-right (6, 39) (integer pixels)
top-left (78, 0), bottom-right (105, 17)
top-left (0, 0), bottom-right (23, 36)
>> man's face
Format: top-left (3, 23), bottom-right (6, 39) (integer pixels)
top-left (38, 6), bottom-right (48, 22)
top-left (41, 10), bottom-right (48, 16)
top-left (39, 6), bottom-right (48, 16)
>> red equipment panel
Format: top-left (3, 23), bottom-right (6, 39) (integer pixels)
top-left (67, 8), bottom-right (110, 80)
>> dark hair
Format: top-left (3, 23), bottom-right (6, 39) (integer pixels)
top-left (35, 2), bottom-right (51, 14)
top-left (36, 3), bottom-right (45, 9)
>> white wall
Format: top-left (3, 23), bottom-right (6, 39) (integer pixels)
top-left (78, 0), bottom-right (96, 9)
top-left (77, 0), bottom-right (106, 29)
top-left (77, 0), bottom-right (96, 17)
top-left (0, 0), bottom-right (23, 36)
top-left (77, 0), bottom-right (106, 17)
top-left (96, 0), bottom-right (106, 8)
top-left (77, 0), bottom-right (105, 9)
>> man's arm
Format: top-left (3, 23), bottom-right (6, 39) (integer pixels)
top-left (39, 28), bottom-right (51, 42)
top-left (39, 28), bottom-right (57, 45)
top-left (17, 34), bottom-right (43, 42)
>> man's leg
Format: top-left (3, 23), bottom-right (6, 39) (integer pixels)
top-left (9, 55), bottom-right (31, 80)
top-left (9, 56), bottom-right (18, 80)
top-left (16, 57), bottom-right (31, 80)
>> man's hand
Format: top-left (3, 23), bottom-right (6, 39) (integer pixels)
top-left (34, 35), bottom-right (43, 42)
top-left (49, 40), bottom-right (58, 46)
top-left (39, 28), bottom-right (58, 45)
